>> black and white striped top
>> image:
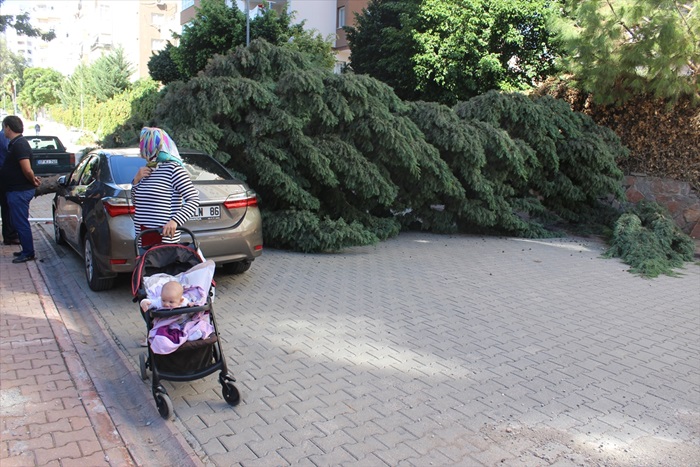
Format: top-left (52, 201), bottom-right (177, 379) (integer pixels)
top-left (131, 162), bottom-right (199, 243)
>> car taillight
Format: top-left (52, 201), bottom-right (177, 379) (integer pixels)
top-left (103, 198), bottom-right (134, 217)
top-left (69, 153), bottom-right (75, 166)
top-left (223, 192), bottom-right (258, 210)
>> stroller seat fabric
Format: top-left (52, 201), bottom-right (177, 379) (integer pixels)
top-left (149, 311), bottom-right (214, 354)
top-left (142, 260), bottom-right (216, 354)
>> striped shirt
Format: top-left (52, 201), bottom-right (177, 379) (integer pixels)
top-left (131, 162), bottom-right (199, 244)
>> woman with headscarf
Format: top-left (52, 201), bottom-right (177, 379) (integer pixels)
top-left (131, 127), bottom-right (199, 246)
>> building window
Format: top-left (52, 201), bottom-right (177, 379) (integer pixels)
top-left (152, 13), bottom-right (164, 26)
top-left (337, 6), bottom-right (345, 29)
top-left (152, 39), bottom-right (166, 52)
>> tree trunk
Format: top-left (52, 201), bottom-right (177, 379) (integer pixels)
top-left (35, 174), bottom-right (62, 197)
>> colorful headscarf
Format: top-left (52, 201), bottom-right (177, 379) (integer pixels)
top-left (139, 127), bottom-right (182, 166)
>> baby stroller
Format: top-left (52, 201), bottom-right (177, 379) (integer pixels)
top-left (131, 228), bottom-right (240, 420)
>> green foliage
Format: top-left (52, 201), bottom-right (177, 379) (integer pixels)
top-left (148, 43), bottom-right (186, 85)
top-left (344, 0), bottom-right (422, 101)
top-left (102, 40), bottom-right (631, 253)
top-left (164, 0), bottom-right (334, 84)
top-left (170, 0), bottom-right (247, 80)
top-left (604, 201), bottom-right (696, 277)
top-left (346, 0), bottom-right (562, 105)
top-left (140, 40), bottom-right (468, 251)
top-left (87, 48), bottom-right (134, 102)
top-left (261, 210), bottom-right (379, 253)
top-left (17, 67), bottom-right (64, 117)
top-left (60, 47), bottom-right (133, 108)
top-left (0, 37), bottom-right (27, 113)
top-left (552, 0), bottom-right (700, 104)
top-left (455, 91), bottom-right (628, 226)
top-left (52, 78), bottom-right (159, 140)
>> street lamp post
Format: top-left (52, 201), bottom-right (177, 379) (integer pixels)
top-left (246, 0), bottom-right (250, 46)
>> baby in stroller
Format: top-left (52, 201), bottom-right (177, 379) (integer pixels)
top-left (140, 280), bottom-right (189, 312)
top-left (139, 260), bottom-right (216, 352)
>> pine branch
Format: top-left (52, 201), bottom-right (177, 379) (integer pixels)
top-left (605, 0), bottom-right (637, 41)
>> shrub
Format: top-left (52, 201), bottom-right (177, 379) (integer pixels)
top-left (604, 201), bottom-right (696, 277)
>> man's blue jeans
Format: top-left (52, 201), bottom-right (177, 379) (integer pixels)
top-left (6, 189), bottom-right (36, 257)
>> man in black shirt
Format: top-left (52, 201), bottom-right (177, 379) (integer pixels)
top-left (0, 128), bottom-right (19, 244)
top-left (0, 116), bottom-right (41, 263)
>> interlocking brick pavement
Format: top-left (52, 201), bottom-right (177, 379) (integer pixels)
top-left (0, 242), bottom-right (135, 466)
top-left (4, 194), bottom-right (700, 466)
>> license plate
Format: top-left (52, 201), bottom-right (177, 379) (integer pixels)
top-left (191, 205), bottom-right (220, 221)
top-left (37, 159), bottom-right (58, 165)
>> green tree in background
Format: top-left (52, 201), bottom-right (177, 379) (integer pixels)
top-left (152, 0), bottom-right (333, 85)
top-left (0, 0), bottom-right (56, 41)
top-left (344, 0), bottom-right (421, 101)
top-left (89, 47), bottom-right (133, 102)
top-left (60, 47), bottom-right (133, 109)
top-left (552, 0), bottom-right (699, 104)
top-left (346, 0), bottom-right (561, 105)
top-left (169, 0), bottom-right (246, 80)
top-left (0, 37), bottom-right (27, 112)
top-left (16, 67), bottom-right (64, 118)
top-left (148, 43), bottom-right (184, 84)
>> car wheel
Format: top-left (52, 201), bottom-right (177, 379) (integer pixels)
top-left (221, 260), bottom-right (251, 275)
top-left (52, 208), bottom-right (67, 245)
top-left (84, 236), bottom-right (114, 291)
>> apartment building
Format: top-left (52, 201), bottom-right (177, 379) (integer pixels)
top-left (1, 0), bottom-right (181, 81)
top-left (179, 0), bottom-right (368, 71)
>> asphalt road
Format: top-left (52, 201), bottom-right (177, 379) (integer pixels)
top-left (29, 193), bottom-right (700, 466)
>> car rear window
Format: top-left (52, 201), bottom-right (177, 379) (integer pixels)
top-left (110, 156), bottom-right (146, 184)
top-left (28, 136), bottom-right (62, 151)
top-left (181, 153), bottom-right (233, 181)
top-left (108, 153), bottom-right (234, 185)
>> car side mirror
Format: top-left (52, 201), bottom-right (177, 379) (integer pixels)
top-left (57, 175), bottom-right (67, 186)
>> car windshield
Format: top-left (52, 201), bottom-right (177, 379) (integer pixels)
top-left (108, 152), bottom-right (234, 185)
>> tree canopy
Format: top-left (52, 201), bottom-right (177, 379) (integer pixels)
top-left (0, 37), bottom-right (27, 112)
top-left (552, 0), bottom-right (700, 104)
top-left (148, 0), bottom-right (334, 85)
top-left (346, 0), bottom-right (561, 105)
top-left (16, 67), bottom-right (64, 117)
top-left (108, 39), bottom-right (628, 252)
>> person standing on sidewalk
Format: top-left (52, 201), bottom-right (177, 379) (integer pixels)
top-left (0, 128), bottom-right (20, 245)
top-left (0, 116), bottom-right (41, 263)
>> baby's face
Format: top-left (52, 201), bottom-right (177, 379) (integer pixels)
top-left (160, 291), bottom-right (182, 308)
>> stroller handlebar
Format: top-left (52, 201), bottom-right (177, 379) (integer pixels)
top-left (148, 302), bottom-right (211, 319)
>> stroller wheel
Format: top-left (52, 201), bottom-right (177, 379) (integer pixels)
top-left (222, 381), bottom-right (240, 406)
top-left (155, 392), bottom-right (174, 420)
top-left (139, 353), bottom-right (148, 380)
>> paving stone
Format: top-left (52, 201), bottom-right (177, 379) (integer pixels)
top-left (6, 199), bottom-right (699, 466)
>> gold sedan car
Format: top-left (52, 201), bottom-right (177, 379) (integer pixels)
top-left (52, 148), bottom-right (263, 291)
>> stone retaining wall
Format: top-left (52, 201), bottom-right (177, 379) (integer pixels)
top-left (623, 175), bottom-right (700, 239)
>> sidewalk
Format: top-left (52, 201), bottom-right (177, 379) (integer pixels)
top-left (0, 243), bottom-right (136, 465)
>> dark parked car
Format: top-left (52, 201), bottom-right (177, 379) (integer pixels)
top-left (28, 135), bottom-right (75, 176)
top-left (52, 148), bottom-right (263, 291)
